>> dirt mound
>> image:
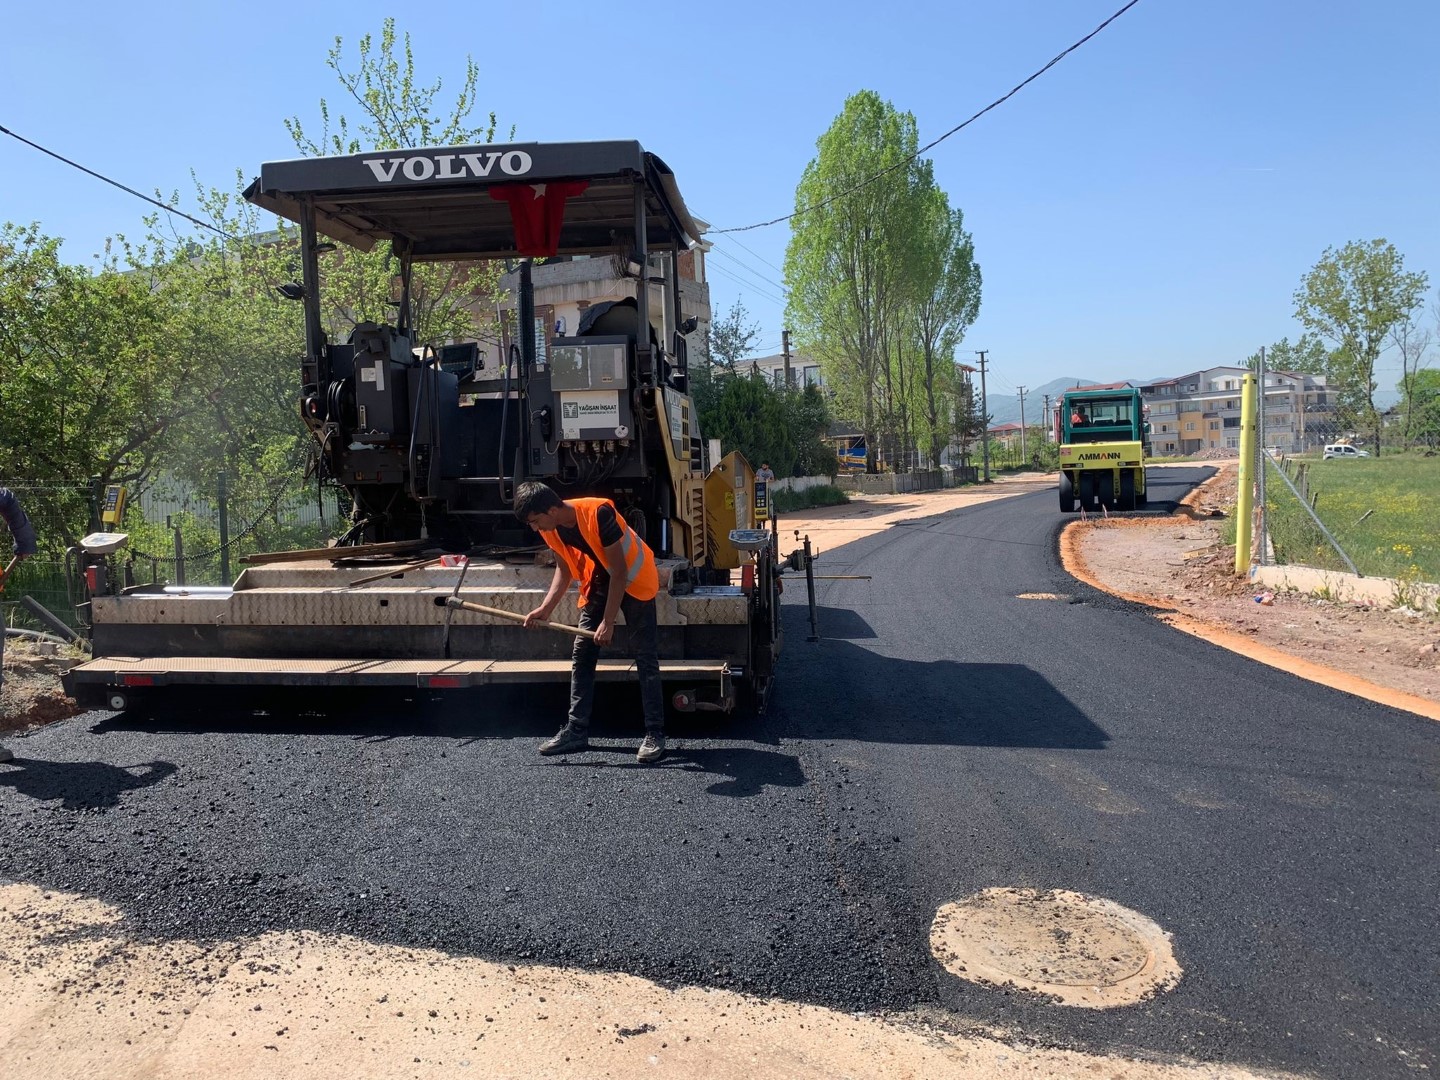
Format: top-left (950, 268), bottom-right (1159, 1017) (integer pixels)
top-left (1, 638), bottom-right (83, 732)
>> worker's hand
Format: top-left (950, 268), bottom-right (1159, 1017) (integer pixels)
top-left (593, 619), bottom-right (615, 647)
top-left (522, 606), bottom-right (551, 629)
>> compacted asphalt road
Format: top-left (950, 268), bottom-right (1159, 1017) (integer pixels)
top-left (1, 466), bottom-right (1436, 1078)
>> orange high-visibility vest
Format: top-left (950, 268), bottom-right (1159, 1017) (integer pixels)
top-left (540, 498), bottom-right (659, 606)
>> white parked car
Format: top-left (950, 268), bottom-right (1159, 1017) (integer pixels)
top-left (1323, 444), bottom-right (1369, 460)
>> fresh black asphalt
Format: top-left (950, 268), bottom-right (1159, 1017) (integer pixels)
top-left (1, 467), bottom-right (1436, 1078)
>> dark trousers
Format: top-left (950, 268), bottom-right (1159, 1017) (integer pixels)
top-left (568, 591), bottom-right (664, 735)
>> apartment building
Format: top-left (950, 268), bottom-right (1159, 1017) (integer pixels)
top-left (741, 352), bottom-right (824, 390)
top-left (1141, 366), bottom-right (1331, 456)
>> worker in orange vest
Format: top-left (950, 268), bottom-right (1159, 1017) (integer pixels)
top-left (513, 481), bottom-right (665, 763)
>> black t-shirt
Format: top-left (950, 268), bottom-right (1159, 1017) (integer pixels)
top-left (557, 503), bottom-right (623, 594)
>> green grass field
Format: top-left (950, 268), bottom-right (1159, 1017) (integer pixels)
top-left (1264, 452), bottom-right (1440, 583)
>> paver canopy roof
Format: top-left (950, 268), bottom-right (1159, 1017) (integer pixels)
top-left (243, 140), bottom-right (702, 260)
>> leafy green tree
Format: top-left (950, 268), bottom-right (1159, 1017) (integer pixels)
top-left (785, 91), bottom-right (933, 472)
top-left (1293, 240), bottom-right (1429, 454)
top-left (910, 189), bottom-right (981, 467)
top-left (0, 224), bottom-right (213, 548)
top-left (148, 20), bottom-right (509, 505)
top-left (1402, 367), bottom-right (1440, 448)
top-left (951, 369), bottom-right (988, 472)
top-left (782, 385), bottom-right (839, 477)
top-left (1389, 313), bottom-right (1432, 446)
top-left (1245, 335), bottom-right (1330, 373)
top-left (700, 374), bottom-right (795, 476)
top-left (693, 298), bottom-right (762, 422)
top-left (705, 298), bottom-right (762, 375)
top-left (284, 18), bottom-right (504, 348)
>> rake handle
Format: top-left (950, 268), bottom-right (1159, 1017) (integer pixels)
top-left (443, 596), bottom-right (596, 640)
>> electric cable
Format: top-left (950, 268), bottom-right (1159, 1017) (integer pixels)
top-left (712, 0), bottom-right (1145, 234)
top-left (0, 123), bottom-right (236, 240)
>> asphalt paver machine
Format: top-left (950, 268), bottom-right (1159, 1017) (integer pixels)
top-left (65, 140), bottom-right (785, 714)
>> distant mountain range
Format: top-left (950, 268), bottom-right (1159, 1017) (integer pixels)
top-left (984, 376), bottom-right (1113, 427)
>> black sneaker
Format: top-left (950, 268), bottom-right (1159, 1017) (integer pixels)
top-left (636, 732), bottom-right (666, 764)
top-left (538, 726), bottom-right (589, 756)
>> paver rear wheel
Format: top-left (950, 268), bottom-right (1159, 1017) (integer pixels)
top-left (1058, 472), bottom-right (1076, 512)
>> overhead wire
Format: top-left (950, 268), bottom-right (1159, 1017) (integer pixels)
top-left (705, 250), bottom-right (789, 305)
top-left (708, 237), bottom-right (788, 290)
top-left (711, 0), bottom-right (1145, 234)
top-left (706, 244), bottom-right (788, 289)
top-left (720, 234), bottom-right (786, 276)
top-left (0, 123), bottom-right (236, 241)
top-left (707, 263), bottom-right (788, 307)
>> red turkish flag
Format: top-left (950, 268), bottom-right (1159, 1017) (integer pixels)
top-left (489, 181), bottom-right (589, 257)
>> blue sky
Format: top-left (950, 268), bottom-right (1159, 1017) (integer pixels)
top-left (4, 1), bottom-right (1436, 399)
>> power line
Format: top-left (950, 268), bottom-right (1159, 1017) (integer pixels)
top-left (0, 123), bottom-right (235, 241)
top-left (708, 264), bottom-right (787, 305)
top-left (708, 263), bottom-right (788, 306)
top-left (712, 0), bottom-right (1145, 235)
top-left (715, 234), bottom-right (787, 276)
top-left (707, 246), bottom-right (789, 295)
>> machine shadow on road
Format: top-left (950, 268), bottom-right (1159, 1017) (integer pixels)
top-left (770, 605), bottom-right (1109, 750)
top-left (83, 598), bottom-right (1106, 756)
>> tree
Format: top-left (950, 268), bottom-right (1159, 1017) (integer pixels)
top-left (1403, 368), bottom-right (1440, 448)
top-left (1244, 335), bottom-right (1329, 373)
top-left (782, 385), bottom-right (840, 477)
top-left (951, 368), bottom-right (988, 472)
top-left (692, 297), bottom-right (762, 424)
top-left (0, 224), bottom-right (214, 548)
top-left (706, 298), bottom-right (762, 375)
top-left (785, 91), bottom-right (935, 472)
top-left (284, 18), bottom-right (504, 349)
top-left (1293, 240), bottom-right (1429, 454)
top-left (699, 375), bottom-right (795, 476)
top-left (910, 190), bottom-right (981, 467)
top-left (1389, 308), bottom-right (1432, 447)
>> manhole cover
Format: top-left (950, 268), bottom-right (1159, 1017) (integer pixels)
top-left (930, 888), bottom-right (1182, 1008)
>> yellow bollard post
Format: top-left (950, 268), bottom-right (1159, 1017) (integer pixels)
top-left (1234, 372), bottom-right (1257, 575)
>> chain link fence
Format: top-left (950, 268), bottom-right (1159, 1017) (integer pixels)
top-left (3, 475), bottom-right (350, 632)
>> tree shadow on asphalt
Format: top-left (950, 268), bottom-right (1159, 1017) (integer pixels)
top-left (0, 758), bottom-right (178, 810)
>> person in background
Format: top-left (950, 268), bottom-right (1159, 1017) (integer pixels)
top-left (754, 462), bottom-right (776, 484)
top-left (0, 487), bottom-right (39, 764)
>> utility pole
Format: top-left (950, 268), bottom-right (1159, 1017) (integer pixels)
top-left (1043, 394), bottom-right (1052, 442)
top-left (975, 350), bottom-right (990, 482)
top-left (1017, 385), bottom-right (1028, 464)
top-left (782, 328), bottom-right (792, 390)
